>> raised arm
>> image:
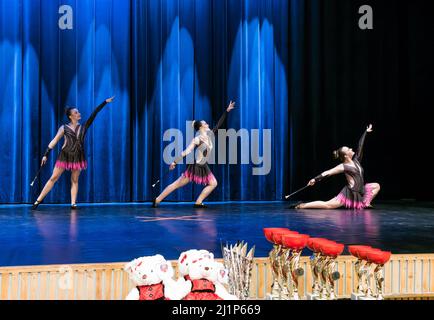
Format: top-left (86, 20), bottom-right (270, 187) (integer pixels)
top-left (41, 126), bottom-right (64, 166)
top-left (212, 101), bottom-right (235, 133)
top-left (356, 124), bottom-right (373, 161)
top-left (82, 96), bottom-right (115, 137)
top-left (307, 164), bottom-right (345, 186)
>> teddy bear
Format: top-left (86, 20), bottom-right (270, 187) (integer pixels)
top-left (177, 249), bottom-right (214, 281)
top-left (177, 249), bottom-right (238, 300)
top-left (182, 258), bottom-right (237, 300)
top-left (124, 254), bottom-right (190, 300)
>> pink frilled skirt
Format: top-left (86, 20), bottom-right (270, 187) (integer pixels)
top-left (55, 160), bottom-right (87, 171)
top-left (182, 163), bottom-right (216, 185)
top-left (335, 183), bottom-right (376, 210)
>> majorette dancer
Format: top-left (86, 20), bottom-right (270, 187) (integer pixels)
top-left (296, 124), bottom-right (380, 210)
top-left (32, 96), bottom-right (115, 210)
top-left (153, 101), bottom-right (235, 208)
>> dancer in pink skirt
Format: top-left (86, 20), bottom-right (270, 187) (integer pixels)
top-left (32, 96), bottom-right (115, 210)
top-left (296, 124), bottom-right (381, 210)
top-left (153, 101), bottom-right (235, 208)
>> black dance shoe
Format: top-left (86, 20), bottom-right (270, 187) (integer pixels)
top-left (31, 200), bottom-right (41, 210)
top-left (193, 203), bottom-right (208, 208)
top-left (71, 204), bottom-right (78, 210)
top-left (152, 198), bottom-right (159, 208)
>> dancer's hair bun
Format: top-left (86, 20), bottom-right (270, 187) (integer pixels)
top-left (192, 120), bottom-right (203, 131)
top-left (64, 107), bottom-right (75, 117)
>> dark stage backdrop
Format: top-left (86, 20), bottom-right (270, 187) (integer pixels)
top-left (0, 0), bottom-right (433, 203)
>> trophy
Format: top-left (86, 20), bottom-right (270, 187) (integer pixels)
top-left (318, 241), bottom-right (344, 300)
top-left (263, 228), bottom-right (290, 299)
top-left (350, 246), bottom-right (391, 300)
top-left (366, 250), bottom-right (391, 300)
top-left (349, 245), bottom-right (373, 297)
top-left (273, 230), bottom-right (300, 300)
top-left (281, 234), bottom-right (310, 300)
top-left (222, 240), bottom-right (255, 300)
top-left (263, 228), bottom-right (301, 299)
top-left (306, 238), bottom-right (330, 300)
top-left (306, 238), bottom-right (344, 300)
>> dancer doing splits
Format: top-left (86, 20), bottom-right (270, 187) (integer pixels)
top-left (32, 96), bottom-right (115, 210)
top-left (296, 124), bottom-right (380, 210)
top-left (153, 101), bottom-right (236, 208)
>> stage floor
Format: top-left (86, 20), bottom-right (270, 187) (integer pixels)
top-left (1, 201), bottom-right (434, 267)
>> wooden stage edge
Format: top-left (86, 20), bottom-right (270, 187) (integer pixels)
top-left (1, 253), bottom-right (434, 300)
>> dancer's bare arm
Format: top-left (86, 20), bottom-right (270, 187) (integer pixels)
top-left (170, 137), bottom-right (200, 170)
top-left (41, 126), bottom-right (64, 166)
top-left (307, 164), bottom-right (344, 186)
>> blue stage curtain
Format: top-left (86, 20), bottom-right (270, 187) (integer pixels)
top-left (0, 0), bottom-right (289, 203)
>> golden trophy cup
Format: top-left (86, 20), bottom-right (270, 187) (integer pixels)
top-left (306, 238), bottom-right (330, 300)
top-left (263, 228), bottom-right (292, 299)
top-left (274, 230), bottom-right (300, 300)
top-left (366, 250), bottom-right (391, 300)
top-left (349, 245), bottom-right (374, 297)
top-left (318, 241), bottom-right (344, 300)
top-left (281, 234), bottom-right (310, 300)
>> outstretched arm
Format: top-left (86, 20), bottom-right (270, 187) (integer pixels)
top-left (212, 101), bottom-right (235, 133)
top-left (307, 164), bottom-right (345, 186)
top-left (170, 137), bottom-right (200, 169)
top-left (41, 126), bottom-right (64, 166)
top-left (82, 96), bottom-right (115, 137)
top-left (356, 124), bottom-right (373, 161)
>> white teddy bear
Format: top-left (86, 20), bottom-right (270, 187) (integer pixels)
top-left (177, 249), bottom-right (238, 300)
top-left (181, 256), bottom-right (238, 300)
top-left (124, 254), bottom-right (190, 300)
top-left (178, 249), bottom-right (214, 280)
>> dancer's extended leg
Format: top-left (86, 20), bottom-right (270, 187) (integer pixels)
top-left (296, 198), bottom-right (343, 209)
top-left (195, 178), bottom-right (218, 205)
top-left (36, 167), bottom-right (65, 202)
top-left (155, 176), bottom-right (191, 204)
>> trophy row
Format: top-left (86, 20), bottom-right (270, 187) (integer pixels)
top-left (264, 228), bottom-right (391, 300)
